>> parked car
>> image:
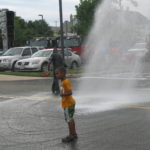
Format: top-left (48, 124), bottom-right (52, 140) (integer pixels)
top-left (57, 48), bottom-right (81, 69)
top-left (0, 47), bottom-right (39, 71)
top-left (15, 49), bottom-right (53, 72)
top-left (15, 48), bottom-right (81, 72)
top-left (122, 43), bottom-right (148, 62)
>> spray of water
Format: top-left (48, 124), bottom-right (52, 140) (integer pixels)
top-left (76, 0), bottom-right (149, 113)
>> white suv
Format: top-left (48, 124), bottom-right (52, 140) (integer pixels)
top-left (0, 47), bottom-right (39, 71)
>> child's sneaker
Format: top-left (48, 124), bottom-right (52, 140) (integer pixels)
top-left (73, 134), bottom-right (78, 139)
top-left (62, 136), bottom-right (74, 143)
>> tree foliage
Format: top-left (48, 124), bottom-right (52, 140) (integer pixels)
top-left (74, 0), bottom-right (102, 38)
top-left (14, 16), bottom-right (53, 46)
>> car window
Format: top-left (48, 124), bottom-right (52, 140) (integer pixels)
top-left (57, 49), bottom-right (72, 57)
top-left (32, 50), bottom-right (52, 57)
top-left (22, 48), bottom-right (31, 56)
top-left (67, 51), bottom-right (72, 56)
top-left (64, 50), bottom-right (68, 56)
top-left (3, 48), bottom-right (23, 56)
top-left (64, 50), bottom-right (72, 56)
top-left (31, 48), bottom-right (38, 54)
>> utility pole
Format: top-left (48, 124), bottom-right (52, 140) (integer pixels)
top-left (59, 0), bottom-right (64, 60)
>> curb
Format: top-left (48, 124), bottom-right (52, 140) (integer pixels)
top-left (0, 74), bottom-right (81, 81)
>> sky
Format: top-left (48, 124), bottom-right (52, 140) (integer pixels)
top-left (0, 0), bottom-right (80, 26)
top-left (0, 0), bottom-right (150, 26)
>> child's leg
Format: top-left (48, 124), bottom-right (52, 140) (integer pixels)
top-left (62, 120), bottom-right (77, 143)
top-left (68, 119), bottom-right (77, 137)
top-left (62, 105), bottom-right (77, 142)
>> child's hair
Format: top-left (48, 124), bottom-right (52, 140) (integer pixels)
top-left (56, 67), bottom-right (66, 75)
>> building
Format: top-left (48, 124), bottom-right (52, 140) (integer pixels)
top-left (51, 14), bottom-right (77, 36)
top-left (0, 9), bottom-right (15, 51)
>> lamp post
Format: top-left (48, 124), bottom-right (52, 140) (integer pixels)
top-left (38, 14), bottom-right (44, 35)
top-left (59, 0), bottom-right (64, 60)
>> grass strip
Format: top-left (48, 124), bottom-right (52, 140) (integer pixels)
top-left (0, 68), bottom-right (82, 77)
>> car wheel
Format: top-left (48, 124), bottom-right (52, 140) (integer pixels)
top-left (71, 61), bottom-right (78, 69)
top-left (11, 62), bottom-right (17, 72)
top-left (41, 63), bottom-right (49, 72)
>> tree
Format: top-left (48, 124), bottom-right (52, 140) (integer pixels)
top-left (75, 0), bottom-right (102, 38)
top-left (14, 16), bottom-right (27, 46)
top-left (14, 16), bottom-right (54, 46)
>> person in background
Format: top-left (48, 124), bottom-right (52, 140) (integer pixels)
top-left (49, 48), bottom-right (64, 95)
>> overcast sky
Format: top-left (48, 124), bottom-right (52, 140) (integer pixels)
top-left (1, 0), bottom-right (80, 26)
top-left (0, 0), bottom-right (150, 26)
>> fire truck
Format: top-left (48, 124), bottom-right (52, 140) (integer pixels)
top-left (56, 35), bottom-right (82, 55)
top-left (28, 37), bottom-right (56, 49)
top-left (28, 35), bottom-right (83, 56)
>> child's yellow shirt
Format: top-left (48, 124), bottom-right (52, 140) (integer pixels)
top-left (60, 79), bottom-right (75, 108)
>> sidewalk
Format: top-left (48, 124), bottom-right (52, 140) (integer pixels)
top-left (0, 74), bottom-right (81, 81)
top-left (0, 75), bottom-right (49, 81)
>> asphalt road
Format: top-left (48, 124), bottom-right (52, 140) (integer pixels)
top-left (0, 78), bottom-right (150, 150)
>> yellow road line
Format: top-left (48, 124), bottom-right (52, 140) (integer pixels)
top-left (122, 104), bottom-right (150, 109)
top-left (144, 78), bottom-right (150, 80)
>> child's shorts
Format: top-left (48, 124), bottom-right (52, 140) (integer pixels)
top-left (64, 105), bottom-right (75, 122)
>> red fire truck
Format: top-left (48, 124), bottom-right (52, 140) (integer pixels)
top-left (28, 37), bottom-right (56, 49)
top-left (56, 35), bottom-right (82, 55)
top-left (28, 35), bottom-right (83, 56)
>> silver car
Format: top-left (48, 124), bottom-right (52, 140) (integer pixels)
top-left (15, 48), bottom-right (81, 72)
top-left (57, 48), bottom-right (81, 69)
top-left (15, 49), bottom-right (53, 72)
top-left (0, 47), bottom-right (39, 71)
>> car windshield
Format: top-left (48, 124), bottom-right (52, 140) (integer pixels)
top-left (32, 50), bottom-right (52, 57)
top-left (3, 48), bottom-right (23, 56)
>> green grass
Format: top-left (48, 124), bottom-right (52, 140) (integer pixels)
top-left (0, 68), bottom-right (82, 77)
top-left (0, 71), bottom-right (45, 77)
top-left (67, 68), bottom-right (82, 74)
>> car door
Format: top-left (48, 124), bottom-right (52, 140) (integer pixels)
top-left (31, 47), bottom-right (38, 54)
top-left (22, 48), bottom-right (32, 59)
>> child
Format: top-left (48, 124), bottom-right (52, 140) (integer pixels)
top-left (55, 67), bottom-right (77, 143)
